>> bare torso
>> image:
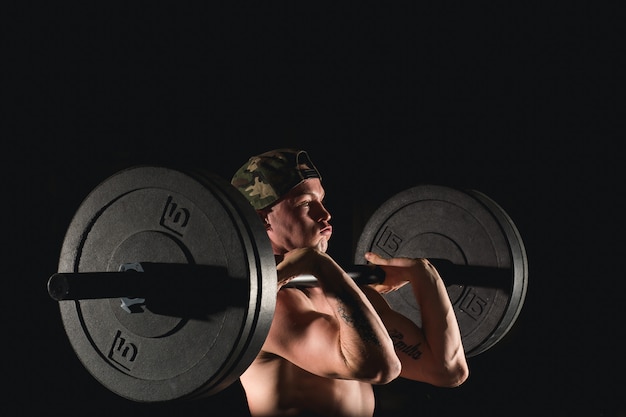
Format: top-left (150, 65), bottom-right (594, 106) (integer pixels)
top-left (240, 352), bottom-right (375, 417)
top-left (239, 286), bottom-right (377, 417)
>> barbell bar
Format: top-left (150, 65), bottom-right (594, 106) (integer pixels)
top-left (48, 260), bottom-right (511, 301)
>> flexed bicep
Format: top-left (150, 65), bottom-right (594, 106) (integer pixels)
top-left (262, 289), bottom-right (356, 379)
top-left (264, 287), bottom-right (400, 383)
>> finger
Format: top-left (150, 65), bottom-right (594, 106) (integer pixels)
top-left (364, 252), bottom-right (388, 265)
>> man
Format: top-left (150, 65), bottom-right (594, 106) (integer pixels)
top-left (231, 149), bottom-right (469, 417)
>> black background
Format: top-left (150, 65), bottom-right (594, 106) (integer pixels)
top-left (5, 3), bottom-right (624, 417)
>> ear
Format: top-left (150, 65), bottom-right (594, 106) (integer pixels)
top-left (257, 208), bottom-right (272, 230)
top-left (258, 213), bottom-right (271, 229)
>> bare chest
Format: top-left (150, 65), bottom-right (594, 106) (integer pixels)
top-left (241, 355), bottom-right (375, 417)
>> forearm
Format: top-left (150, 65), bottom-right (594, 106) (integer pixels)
top-left (409, 260), bottom-right (468, 384)
top-left (316, 258), bottom-right (401, 382)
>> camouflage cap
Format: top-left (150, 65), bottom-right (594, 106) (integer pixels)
top-left (231, 148), bottom-right (322, 210)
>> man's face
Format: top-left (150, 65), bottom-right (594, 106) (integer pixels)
top-left (264, 178), bottom-right (332, 255)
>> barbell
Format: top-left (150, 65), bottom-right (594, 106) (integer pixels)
top-left (47, 165), bottom-right (528, 403)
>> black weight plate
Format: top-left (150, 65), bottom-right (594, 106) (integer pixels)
top-left (57, 166), bottom-right (276, 402)
top-left (354, 185), bottom-right (527, 357)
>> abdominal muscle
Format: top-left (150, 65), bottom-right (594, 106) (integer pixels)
top-left (240, 353), bottom-right (375, 417)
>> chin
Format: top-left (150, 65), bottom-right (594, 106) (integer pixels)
top-left (316, 240), bottom-right (329, 253)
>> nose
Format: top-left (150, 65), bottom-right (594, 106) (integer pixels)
top-left (314, 202), bottom-right (331, 223)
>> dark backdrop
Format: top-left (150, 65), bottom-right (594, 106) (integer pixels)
top-left (6, 3), bottom-right (623, 417)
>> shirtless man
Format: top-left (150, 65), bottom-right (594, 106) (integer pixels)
top-left (230, 149), bottom-right (469, 417)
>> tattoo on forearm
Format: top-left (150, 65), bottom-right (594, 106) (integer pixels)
top-left (389, 329), bottom-right (422, 360)
top-left (337, 303), bottom-right (382, 347)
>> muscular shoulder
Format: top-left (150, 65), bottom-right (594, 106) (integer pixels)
top-left (270, 288), bottom-right (313, 330)
top-left (264, 287), bottom-right (336, 352)
top-left (276, 286), bottom-right (328, 312)
top-left (361, 285), bottom-right (393, 312)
